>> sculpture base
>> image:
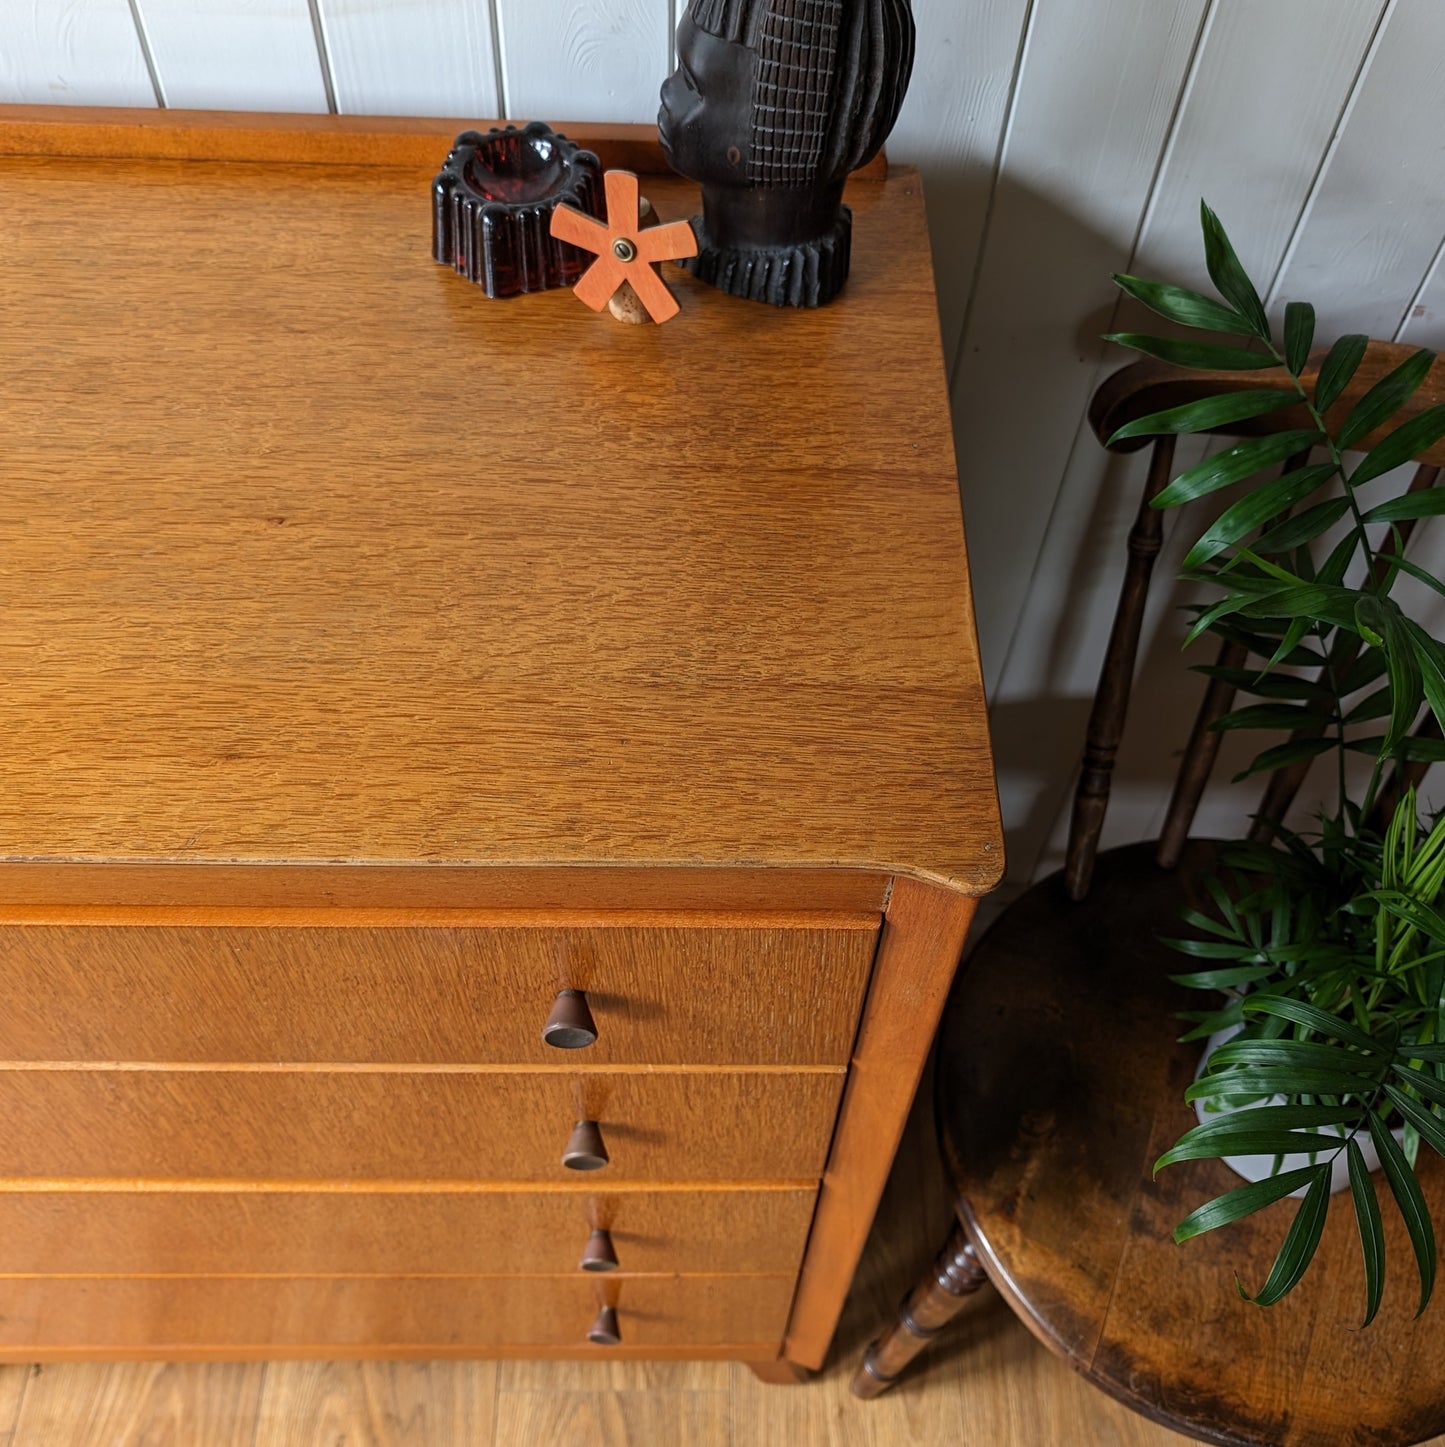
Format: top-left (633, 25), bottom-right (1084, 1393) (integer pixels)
top-left (680, 208), bottom-right (852, 308)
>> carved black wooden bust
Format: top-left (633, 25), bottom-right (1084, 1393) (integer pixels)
top-left (659, 0), bottom-right (915, 307)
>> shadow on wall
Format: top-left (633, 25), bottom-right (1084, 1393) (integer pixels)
top-left (901, 153), bottom-right (1003, 372)
top-left (908, 173), bottom-right (1216, 885)
top-left (915, 170), bottom-right (1356, 891)
top-left (989, 459), bottom-right (1323, 886)
top-left (988, 441), bottom-right (1245, 886)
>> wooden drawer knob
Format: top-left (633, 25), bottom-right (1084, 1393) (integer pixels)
top-left (543, 989), bottom-right (598, 1049)
top-left (588, 1304), bottom-right (621, 1346)
top-left (562, 1119), bottom-right (609, 1171)
top-left (579, 1227), bottom-right (619, 1273)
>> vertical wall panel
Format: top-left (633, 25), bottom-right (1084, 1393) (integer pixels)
top-left (989, 0), bottom-right (1388, 883)
top-left (1399, 245), bottom-right (1445, 349)
top-left (0, 0), bottom-right (156, 105)
top-left (1134, 4), bottom-right (1390, 295)
top-left (1268, 0), bottom-right (1445, 340)
top-left (886, 0), bottom-right (1032, 373)
top-left (134, 0), bottom-right (330, 112)
top-left (947, 0), bottom-right (1209, 701)
top-left (317, 0), bottom-right (499, 117)
top-left (496, 0), bottom-right (669, 124)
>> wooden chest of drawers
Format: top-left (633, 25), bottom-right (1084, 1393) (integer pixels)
top-left (0, 108), bottom-right (1001, 1378)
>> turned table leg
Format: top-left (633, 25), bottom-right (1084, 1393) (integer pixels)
top-left (850, 1218), bottom-right (990, 1399)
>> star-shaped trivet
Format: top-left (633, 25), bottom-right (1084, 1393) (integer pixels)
top-left (550, 169), bottom-right (699, 324)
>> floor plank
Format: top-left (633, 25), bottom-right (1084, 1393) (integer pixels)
top-left (498, 1357), bottom-right (729, 1393)
top-left (492, 1389), bottom-right (729, 1447)
top-left (10, 1362), bottom-right (263, 1447)
top-left (252, 1361), bottom-right (497, 1447)
top-left (0, 1366), bottom-right (29, 1446)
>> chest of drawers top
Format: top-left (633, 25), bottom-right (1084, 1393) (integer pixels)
top-left (0, 109), bottom-right (999, 907)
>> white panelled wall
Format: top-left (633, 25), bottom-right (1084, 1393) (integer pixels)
top-left (3, 0), bottom-right (1443, 885)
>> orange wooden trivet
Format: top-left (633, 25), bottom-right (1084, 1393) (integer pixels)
top-left (550, 170), bottom-right (699, 324)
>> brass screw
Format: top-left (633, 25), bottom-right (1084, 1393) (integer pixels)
top-left (612, 238), bottom-right (638, 263)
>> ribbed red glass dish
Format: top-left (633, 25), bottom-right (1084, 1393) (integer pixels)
top-left (432, 123), bottom-right (605, 298)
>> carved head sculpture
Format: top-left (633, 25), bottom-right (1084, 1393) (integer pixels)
top-left (659, 0), bottom-right (915, 307)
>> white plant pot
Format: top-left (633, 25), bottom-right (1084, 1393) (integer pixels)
top-left (1195, 1026), bottom-right (1388, 1196)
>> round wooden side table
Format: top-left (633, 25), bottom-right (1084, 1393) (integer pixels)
top-left (852, 841), bottom-right (1445, 1447)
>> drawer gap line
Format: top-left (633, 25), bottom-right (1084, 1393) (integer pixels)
top-left (0, 906), bottom-right (884, 930)
top-left (0, 1178), bottom-right (822, 1195)
top-left (0, 1061), bottom-right (849, 1076)
top-left (0, 1271), bottom-right (801, 1282)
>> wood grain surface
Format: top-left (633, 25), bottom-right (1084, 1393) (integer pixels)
top-left (0, 862), bottom-right (890, 912)
top-left (0, 114), bottom-right (996, 898)
top-left (0, 106), bottom-right (890, 179)
top-left (0, 108), bottom-right (678, 170)
top-left (0, 1275), bottom-right (795, 1353)
top-left (251, 1360), bottom-right (495, 1445)
top-left (7, 1361), bottom-right (266, 1444)
top-left (0, 1069), bottom-right (842, 1183)
top-left (0, 917), bottom-right (878, 1065)
top-left (493, 1381), bottom-right (729, 1447)
top-left (0, 1186), bottom-right (818, 1277)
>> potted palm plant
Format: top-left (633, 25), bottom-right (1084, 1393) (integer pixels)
top-left (1103, 206), bottom-right (1445, 1324)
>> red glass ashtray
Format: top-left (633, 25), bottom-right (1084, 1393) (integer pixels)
top-left (432, 123), bottom-right (605, 299)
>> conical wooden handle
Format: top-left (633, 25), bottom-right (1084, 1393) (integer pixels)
top-left (588, 1304), bottom-right (621, 1346)
top-left (542, 989), bottom-right (598, 1049)
top-left (562, 1119), bottom-right (609, 1172)
top-left (579, 1227), bottom-right (619, 1273)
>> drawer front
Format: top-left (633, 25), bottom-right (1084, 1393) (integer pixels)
top-left (0, 917), bottom-right (878, 1066)
top-left (0, 1275), bottom-right (795, 1351)
top-left (0, 1070), bottom-right (843, 1182)
top-left (0, 1187), bottom-right (819, 1277)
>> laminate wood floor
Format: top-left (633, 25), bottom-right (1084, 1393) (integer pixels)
top-left (0, 1076), bottom-right (1436, 1447)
